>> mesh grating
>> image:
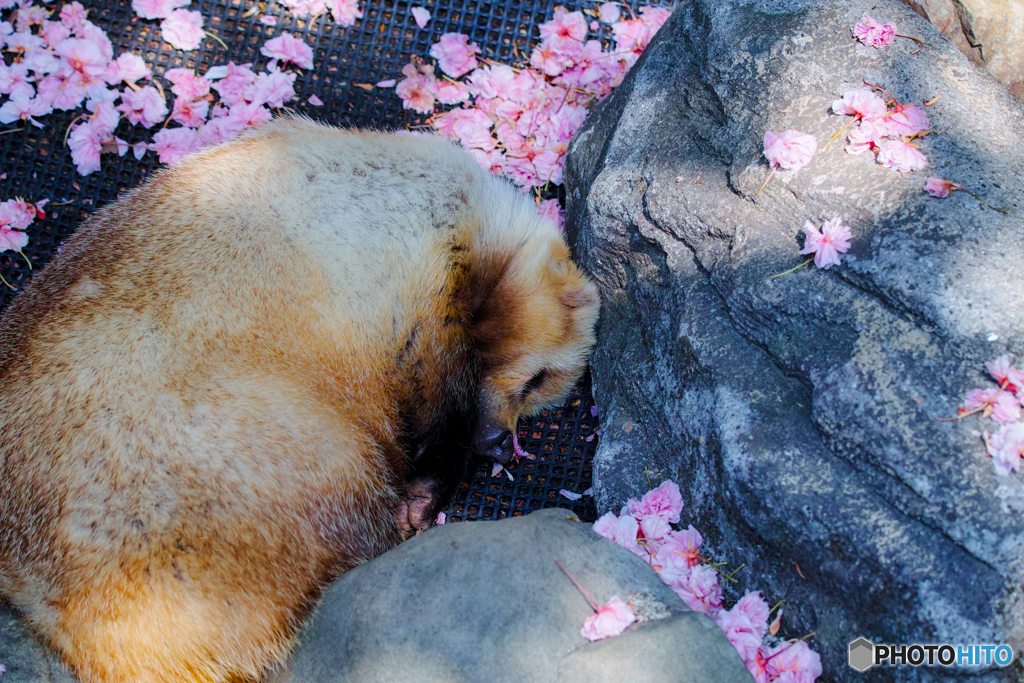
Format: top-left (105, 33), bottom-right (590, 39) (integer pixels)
top-left (0, 0), bottom-right (668, 520)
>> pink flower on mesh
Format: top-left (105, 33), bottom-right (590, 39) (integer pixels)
top-left (763, 130), bottom-right (816, 171)
top-left (988, 423), bottom-right (1024, 476)
top-left (429, 33), bottom-right (480, 78)
top-left (831, 88), bottom-right (886, 121)
top-left (150, 126), bottom-right (198, 165)
top-left (170, 96), bottom-right (210, 127)
top-left (987, 355), bottom-right (1024, 395)
top-left (538, 8), bottom-right (588, 44)
top-left (117, 85), bottom-right (168, 128)
top-left (165, 68), bottom-right (212, 99)
top-left (104, 52), bottom-right (151, 85)
top-left (0, 91), bottom-right (53, 127)
top-left (211, 62), bottom-right (257, 106)
top-left (261, 33), bottom-right (314, 70)
top-left (0, 199), bottom-right (36, 231)
top-left (160, 9), bottom-right (204, 51)
top-left (59, 1), bottom-right (89, 31)
top-left (36, 73), bottom-right (87, 110)
top-left (598, 2), bottom-right (620, 23)
top-left (395, 75), bottom-right (436, 114)
top-left (799, 217), bottom-right (852, 270)
top-left (132, 0), bottom-right (189, 20)
top-left (325, 0), bottom-right (362, 26)
top-left (924, 177), bottom-right (961, 198)
top-left (54, 38), bottom-right (109, 92)
top-left (0, 224), bottom-right (28, 252)
top-left (67, 119), bottom-right (105, 174)
top-left (411, 6), bottom-right (430, 29)
top-left (431, 79), bottom-right (469, 105)
top-left (853, 14), bottom-right (895, 47)
top-left (0, 62), bottom-right (35, 100)
top-left (580, 596), bottom-right (636, 641)
top-left (250, 69), bottom-right (297, 107)
top-left (626, 479), bottom-right (683, 523)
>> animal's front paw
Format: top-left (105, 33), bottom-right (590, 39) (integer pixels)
top-left (396, 477), bottom-right (442, 539)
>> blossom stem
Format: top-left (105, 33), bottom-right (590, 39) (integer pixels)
top-left (937, 404), bottom-right (987, 421)
top-left (861, 78), bottom-right (902, 108)
top-left (896, 33), bottom-right (924, 54)
top-left (16, 248), bottom-right (31, 270)
top-left (822, 117), bottom-right (857, 150)
top-left (769, 599), bottom-right (787, 616)
top-left (769, 257), bottom-right (813, 279)
top-left (0, 127), bottom-right (24, 136)
top-left (62, 115), bottom-right (85, 147)
top-left (961, 189), bottom-right (1011, 213)
top-left (0, 270), bottom-right (15, 290)
top-left (554, 558), bottom-right (600, 612)
top-left (205, 31), bottom-right (230, 51)
top-left (644, 465), bottom-right (651, 489)
top-left (754, 165), bottom-right (776, 196)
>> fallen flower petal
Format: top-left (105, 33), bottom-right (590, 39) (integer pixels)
top-left (376, 78), bottom-right (396, 87)
top-left (877, 139), bottom-right (928, 174)
top-left (799, 217), bottom-right (852, 270)
top-left (580, 596), bottom-right (636, 641)
top-left (559, 489), bottom-right (582, 501)
top-left (988, 423), bottom-right (1024, 476)
top-left (435, 511), bottom-right (446, 525)
top-left (308, 94), bottom-right (323, 106)
top-left (924, 177), bottom-right (961, 198)
top-left (259, 15), bottom-right (277, 25)
top-left (763, 129), bottom-right (816, 171)
top-left (411, 6), bottom-right (430, 29)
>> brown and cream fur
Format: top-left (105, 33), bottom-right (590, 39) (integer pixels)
top-left (0, 118), bottom-right (599, 683)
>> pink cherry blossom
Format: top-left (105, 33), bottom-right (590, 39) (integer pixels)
top-left (67, 119), bottom-right (105, 174)
top-left (225, 101), bottom-right (272, 128)
top-left (0, 224), bottom-right (28, 253)
top-left (964, 388), bottom-right (1021, 424)
top-left (853, 14), bottom-right (896, 47)
top-left (845, 120), bottom-right (885, 155)
top-left (54, 38), bottom-right (109, 93)
top-left (538, 8), bottom-right (588, 44)
top-left (250, 69), bottom-right (297, 107)
top-left (763, 130), bottom-right (816, 171)
top-left (987, 355), bottom-right (1024, 395)
top-left (537, 198), bottom-right (563, 230)
top-left (881, 104), bottom-right (929, 137)
top-left (149, 126), bottom-right (199, 165)
top-left (104, 52), bottom-right (150, 85)
top-left (261, 33), bottom-right (314, 70)
top-left (117, 85), bottom-right (168, 128)
top-left (170, 96), bottom-right (210, 127)
top-left (580, 596), bottom-right (636, 641)
top-left (211, 62), bottom-right (257, 106)
top-left (0, 199), bottom-right (37, 231)
top-left (877, 139), bottom-right (928, 173)
top-left (988, 423), bottom-right (1024, 476)
top-left (626, 479), bottom-right (682, 523)
top-left (431, 79), bottom-right (469, 105)
top-left (672, 563), bottom-right (722, 615)
top-left (36, 73), bottom-right (87, 110)
top-left (831, 87), bottom-right (886, 121)
top-left (40, 20), bottom-right (72, 49)
top-left (160, 9), bottom-right (205, 51)
top-left (59, 1), bottom-right (89, 31)
top-left (0, 91), bottom-right (53, 127)
top-left (765, 640), bottom-right (823, 681)
top-left (0, 61), bottom-right (35, 99)
top-left (396, 74), bottom-right (436, 114)
top-left (715, 592), bottom-right (770, 663)
top-left (592, 511), bottom-right (641, 556)
top-left (598, 3), bottom-right (621, 23)
top-left (429, 33), bottom-right (480, 78)
top-left (799, 217), bottom-right (852, 270)
top-left (325, 0), bottom-right (362, 26)
top-left (411, 6), bottom-right (430, 29)
top-left (132, 0), bottom-right (189, 20)
top-left (165, 68), bottom-right (212, 100)
top-left (924, 177), bottom-right (961, 198)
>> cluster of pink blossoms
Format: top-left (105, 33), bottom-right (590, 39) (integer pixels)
top-left (131, 0), bottom-right (206, 51)
top-left (833, 85), bottom-right (931, 173)
top-left (0, 196), bottom-right (44, 286)
top-left (389, 3), bottom-right (671, 222)
top-left (276, 0), bottom-right (361, 26)
top-left (0, 1), bottom-right (307, 176)
top-left (593, 480), bottom-right (822, 681)
top-left (955, 356), bottom-right (1024, 476)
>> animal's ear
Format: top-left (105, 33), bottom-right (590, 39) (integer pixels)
top-left (560, 282), bottom-right (599, 310)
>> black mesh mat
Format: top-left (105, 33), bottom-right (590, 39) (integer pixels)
top-left (0, 0), bottom-right (666, 521)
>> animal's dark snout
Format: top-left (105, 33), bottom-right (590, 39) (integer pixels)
top-left (473, 425), bottom-right (513, 465)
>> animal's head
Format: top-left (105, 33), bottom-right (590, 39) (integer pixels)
top-left (468, 231), bottom-right (599, 465)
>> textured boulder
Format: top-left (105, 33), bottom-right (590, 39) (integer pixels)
top-left (269, 509), bottom-right (749, 683)
top-left (900, 0), bottom-right (1024, 99)
top-left (564, 0), bottom-right (1024, 681)
top-left (0, 605), bottom-right (76, 682)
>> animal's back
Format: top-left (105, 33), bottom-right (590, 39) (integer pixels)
top-left (0, 119), bottom-right (512, 682)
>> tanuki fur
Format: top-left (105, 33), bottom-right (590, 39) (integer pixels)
top-left (0, 117), bottom-right (599, 683)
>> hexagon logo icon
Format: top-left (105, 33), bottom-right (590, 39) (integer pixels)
top-left (849, 638), bottom-right (875, 672)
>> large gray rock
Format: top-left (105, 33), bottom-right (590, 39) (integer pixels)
top-left (270, 509), bottom-right (750, 683)
top-left (564, 0), bottom-right (1024, 681)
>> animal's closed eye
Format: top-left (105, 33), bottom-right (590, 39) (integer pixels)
top-left (521, 370), bottom-right (548, 399)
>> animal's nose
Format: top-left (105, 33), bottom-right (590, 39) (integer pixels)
top-left (473, 425), bottom-right (513, 464)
